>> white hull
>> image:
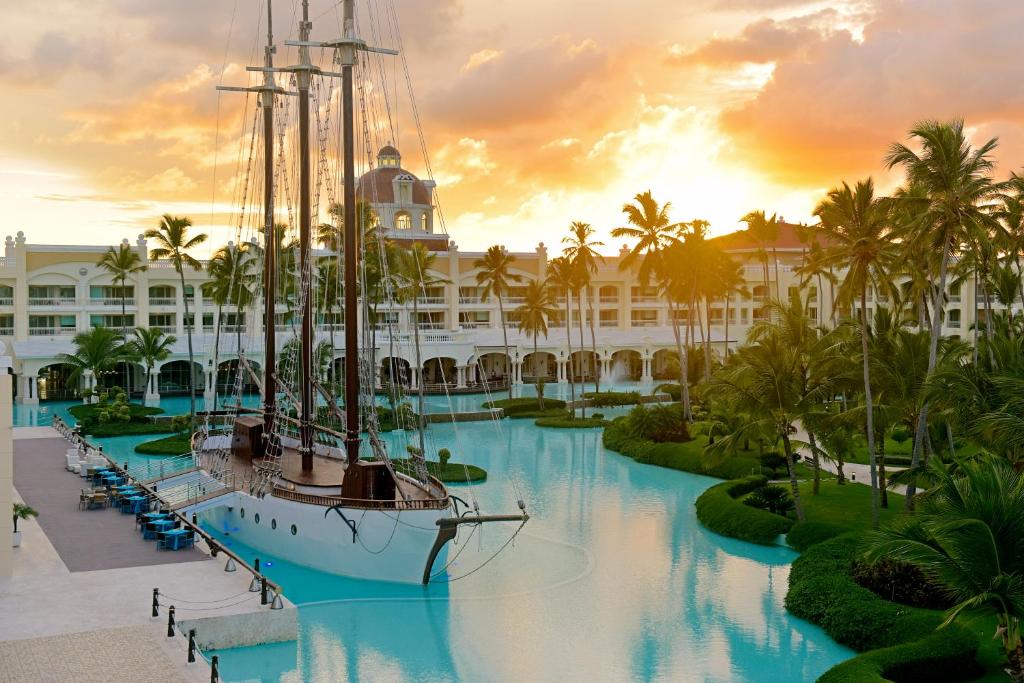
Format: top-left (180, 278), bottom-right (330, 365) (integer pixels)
top-left (204, 488), bottom-right (450, 584)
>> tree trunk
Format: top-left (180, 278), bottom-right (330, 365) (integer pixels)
top-left (120, 278), bottom-right (128, 335)
top-left (498, 293), bottom-right (513, 400)
top-left (565, 290), bottom-right (575, 417)
top-left (703, 296), bottom-right (712, 382)
top-left (878, 430), bottom-right (888, 508)
top-left (180, 267), bottom-right (196, 422)
top-left (576, 291), bottom-right (587, 419)
top-left (668, 299), bottom-right (691, 420)
top-left (781, 431), bottom-right (806, 523)
top-left (773, 248), bottom-right (781, 301)
top-left (906, 241), bottom-right (952, 508)
top-left (861, 287), bottom-right (881, 529)
top-left (588, 284), bottom-right (599, 393)
top-left (808, 430), bottom-right (821, 495)
top-left (412, 294), bottom-right (426, 461)
top-left (212, 303), bottom-right (223, 407)
top-left (724, 293), bottom-right (731, 358)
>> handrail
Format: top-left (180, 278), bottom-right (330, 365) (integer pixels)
top-left (272, 486), bottom-right (450, 510)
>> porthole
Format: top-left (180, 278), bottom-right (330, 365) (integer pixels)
top-left (290, 524), bottom-right (298, 536)
top-left (254, 513), bottom-right (260, 525)
top-left (271, 519), bottom-right (277, 530)
top-left (240, 508), bottom-right (245, 519)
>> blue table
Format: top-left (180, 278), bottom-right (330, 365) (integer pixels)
top-left (138, 512), bottom-right (170, 531)
top-left (144, 519), bottom-right (175, 540)
top-left (122, 496), bottom-right (149, 515)
top-left (160, 529), bottom-right (194, 551)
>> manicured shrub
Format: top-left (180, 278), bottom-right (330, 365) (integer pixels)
top-left (534, 416), bottom-right (609, 429)
top-left (786, 533), bottom-right (980, 681)
top-left (582, 391), bottom-right (642, 407)
top-left (785, 521), bottom-right (851, 552)
top-left (654, 383), bottom-right (681, 400)
top-left (88, 422), bottom-right (177, 437)
top-left (850, 558), bottom-right (954, 611)
top-left (759, 451), bottom-right (788, 478)
top-left (622, 403), bottom-right (690, 443)
top-left (603, 420), bottom-right (761, 479)
top-left (387, 458), bottom-right (487, 483)
top-left (484, 397), bottom-right (567, 419)
top-left (135, 433), bottom-right (192, 456)
top-left (695, 475), bottom-right (794, 544)
top-left (743, 484), bottom-right (795, 516)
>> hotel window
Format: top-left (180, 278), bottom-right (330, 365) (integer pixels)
top-left (710, 309), bottom-right (724, 325)
top-left (417, 312), bottom-right (445, 329)
top-left (89, 314), bottom-right (134, 328)
top-left (458, 311), bottom-right (490, 328)
top-left (599, 310), bottom-right (618, 327)
top-left (224, 312), bottom-right (246, 330)
top-left (598, 285), bottom-right (618, 303)
top-left (395, 212), bottom-right (412, 230)
top-left (808, 308), bottom-right (818, 320)
top-left (670, 308), bottom-right (689, 323)
top-left (371, 311), bottom-right (399, 329)
top-left (741, 308), bottom-right (750, 324)
top-left (631, 310), bottom-right (658, 327)
top-left (0, 314), bottom-right (12, 335)
top-left (728, 308), bottom-right (737, 322)
top-left (752, 285), bottom-right (768, 302)
top-left (549, 310), bottom-right (566, 328)
top-left (149, 285), bottom-right (176, 305)
top-left (947, 309), bottom-right (961, 329)
top-left (148, 314), bottom-right (175, 331)
top-left (630, 286), bottom-right (657, 303)
top-left (948, 282), bottom-right (961, 302)
top-left (459, 287), bottom-right (483, 304)
top-left (808, 286), bottom-right (818, 302)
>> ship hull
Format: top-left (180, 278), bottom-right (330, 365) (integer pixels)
top-left (203, 487), bottom-right (450, 584)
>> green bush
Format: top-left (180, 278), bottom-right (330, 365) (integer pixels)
top-left (786, 521), bottom-right (851, 552)
top-left (654, 383), bottom-right (681, 400)
top-left (743, 484), bottom-right (795, 516)
top-left (88, 422), bottom-right (177, 437)
top-left (582, 391), bottom-right (642, 407)
top-left (69, 402), bottom-right (164, 433)
top-left (786, 534), bottom-right (980, 681)
top-left (622, 403), bottom-right (690, 443)
top-left (484, 397), bottom-right (567, 419)
top-left (387, 458), bottom-right (487, 483)
top-left (850, 558), bottom-right (954, 611)
top-left (603, 420), bottom-right (761, 479)
top-left (759, 451), bottom-right (788, 478)
top-left (135, 433), bottom-right (192, 456)
top-left (695, 475), bottom-right (794, 544)
top-left (534, 416), bottom-right (609, 429)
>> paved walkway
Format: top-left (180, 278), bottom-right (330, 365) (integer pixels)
top-left (13, 437), bottom-right (204, 572)
top-left (792, 422), bottom-right (909, 495)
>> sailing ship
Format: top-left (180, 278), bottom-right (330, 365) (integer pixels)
top-left (193, 0), bottom-right (527, 584)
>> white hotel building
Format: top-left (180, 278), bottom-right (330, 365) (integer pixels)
top-left (5, 148), bottom-right (980, 405)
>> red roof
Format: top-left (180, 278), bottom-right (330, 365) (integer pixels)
top-left (356, 167), bottom-right (432, 205)
top-left (712, 221), bottom-right (824, 251)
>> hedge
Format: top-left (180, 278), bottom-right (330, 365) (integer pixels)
top-left (86, 422), bottom-right (178, 437)
top-left (603, 419), bottom-right (762, 480)
top-left (135, 433), bottom-right (191, 456)
top-left (534, 416), bottom-right (610, 429)
top-left (786, 520), bottom-right (853, 552)
top-left (483, 397), bottom-right (567, 419)
top-left (69, 403), bottom-right (163, 424)
top-left (695, 475), bottom-right (794, 544)
top-left (786, 534), bottom-right (980, 682)
top-left (581, 391), bottom-right (642, 407)
top-left (385, 458), bottom-right (487, 483)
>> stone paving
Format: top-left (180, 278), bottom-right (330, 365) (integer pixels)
top-left (12, 437), bottom-right (204, 571)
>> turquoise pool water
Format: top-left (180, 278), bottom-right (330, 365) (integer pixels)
top-left (27, 389), bottom-right (852, 680)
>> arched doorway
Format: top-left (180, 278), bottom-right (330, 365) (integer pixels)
top-left (216, 359), bottom-right (261, 395)
top-left (522, 351), bottom-right (556, 382)
top-left (379, 357), bottom-right (410, 387)
top-left (610, 349), bottom-right (642, 382)
top-left (652, 349), bottom-right (678, 380)
top-left (36, 363), bottom-right (78, 401)
top-left (95, 361), bottom-right (144, 396)
top-left (477, 352), bottom-right (510, 384)
top-left (158, 360), bottom-right (203, 395)
top-left (422, 357), bottom-right (456, 385)
top-left (568, 350), bottom-right (597, 382)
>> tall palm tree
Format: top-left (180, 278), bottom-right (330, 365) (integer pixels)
top-left (394, 243), bottom-right (451, 462)
top-left (145, 214), bottom-right (207, 421)
top-left (885, 119), bottom-right (1002, 505)
top-left (864, 456), bottom-right (1024, 681)
top-left (741, 210), bottom-right (780, 299)
top-left (562, 221), bottom-right (605, 392)
top-left (655, 241), bottom-right (694, 420)
top-left (125, 327), bottom-right (177, 398)
top-left (612, 191), bottom-right (681, 285)
top-left (547, 256), bottom-right (578, 414)
top-left (715, 251), bottom-right (749, 356)
top-left (516, 279), bottom-right (557, 393)
top-left (59, 327), bottom-right (126, 399)
top-left (96, 243), bottom-right (147, 332)
top-left (812, 178), bottom-right (897, 526)
top-left (202, 243), bottom-right (256, 399)
top-left (474, 245), bottom-right (522, 399)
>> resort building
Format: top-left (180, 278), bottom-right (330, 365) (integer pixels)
top-left (3, 148), bottom-right (984, 405)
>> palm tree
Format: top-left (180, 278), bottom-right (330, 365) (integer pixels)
top-left (741, 210), bottom-right (780, 298)
top-left (125, 327), bottom-right (177, 399)
top-left (863, 456), bottom-right (1024, 681)
top-left (59, 327), bottom-right (126, 399)
top-left (885, 119), bottom-right (1002, 505)
top-left (96, 243), bottom-right (147, 333)
top-left (547, 256), bottom-right (578, 414)
top-left (202, 243), bottom-right (256, 399)
top-left (612, 191), bottom-right (681, 285)
top-left (474, 245), bottom-right (522, 399)
top-left (716, 251), bottom-right (749, 357)
top-left (145, 215), bottom-right (207, 421)
top-left (812, 178), bottom-right (897, 527)
top-left (654, 243), bottom-right (693, 419)
top-left (394, 243), bottom-right (451, 457)
top-left (516, 280), bottom-right (557, 406)
top-left (563, 221), bottom-right (605, 392)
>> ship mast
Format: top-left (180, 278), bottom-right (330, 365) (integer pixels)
top-left (340, 0), bottom-right (360, 466)
top-left (297, 0), bottom-right (315, 469)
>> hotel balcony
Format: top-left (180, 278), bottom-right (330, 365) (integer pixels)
top-left (28, 297), bottom-right (77, 306)
top-left (0, 327), bottom-right (11, 336)
top-left (458, 321), bottom-right (490, 329)
top-left (631, 296), bottom-right (659, 304)
top-left (150, 325), bottom-right (177, 334)
top-left (458, 296), bottom-right (482, 304)
top-left (29, 327), bottom-right (76, 337)
top-left (90, 297), bottom-right (135, 306)
top-left (630, 320), bottom-right (658, 328)
top-left (149, 297), bottom-right (177, 307)
top-left (415, 296), bottom-right (446, 305)
top-left (599, 320), bottom-right (618, 328)
top-left (599, 296), bottom-right (619, 304)
top-left (0, 298), bottom-right (11, 306)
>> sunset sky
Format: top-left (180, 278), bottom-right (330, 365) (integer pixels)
top-left (2, 0), bottom-right (1023, 255)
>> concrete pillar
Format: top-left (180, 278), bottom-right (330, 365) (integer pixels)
top-left (410, 367), bottom-right (420, 390)
top-left (456, 365), bottom-right (467, 388)
top-left (557, 358), bottom-right (567, 384)
top-left (513, 361), bottom-right (523, 385)
top-left (0, 373), bottom-right (12, 578)
top-left (641, 357), bottom-right (652, 383)
top-left (18, 374), bottom-right (37, 405)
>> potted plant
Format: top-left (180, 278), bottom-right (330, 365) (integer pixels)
top-left (12, 503), bottom-right (38, 547)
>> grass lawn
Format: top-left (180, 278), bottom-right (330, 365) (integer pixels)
top-left (135, 433), bottom-right (191, 456)
top-left (796, 478), bottom-right (907, 532)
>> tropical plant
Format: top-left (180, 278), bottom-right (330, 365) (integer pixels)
top-left (202, 242), bottom-right (256, 390)
top-left (59, 327), bottom-right (126, 397)
top-left (812, 177), bottom-right (898, 525)
top-left (612, 190), bottom-right (680, 284)
top-left (740, 210), bottom-right (780, 298)
top-left (12, 503), bottom-right (38, 533)
top-left (744, 485), bottom-right (795, 517)
top-left (124, 327), bottom-right (176, 398)
top-left (474, 245), bottom-right (521, 399)
top-left (547, 255), bottom-right (578, 414)
top-left (96, 243), bottom-right (147, 332)
top-left (145, 215), bottom-right (207, 420)
top-left (863, 456), bottom-right (1024, 681)
top-left (885, 119), bottom-right (1002, 506)
top-left (563, 221), bottom-right (605, 392)
top-left (516, 279), bottom-right (557, 390)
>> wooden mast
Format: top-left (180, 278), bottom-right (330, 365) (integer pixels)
top-left (341, 0), bottom-right (361, 466)
top-left (297, 0), bottom-right (315, 470)
top-left (261, 2), bottom-right (277, 438)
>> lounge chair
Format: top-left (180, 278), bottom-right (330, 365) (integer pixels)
top-left (66, 452), bottom-right (82, 472)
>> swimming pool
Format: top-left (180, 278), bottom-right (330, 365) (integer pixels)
top-left (29, 390), bottom-right (851, 681)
